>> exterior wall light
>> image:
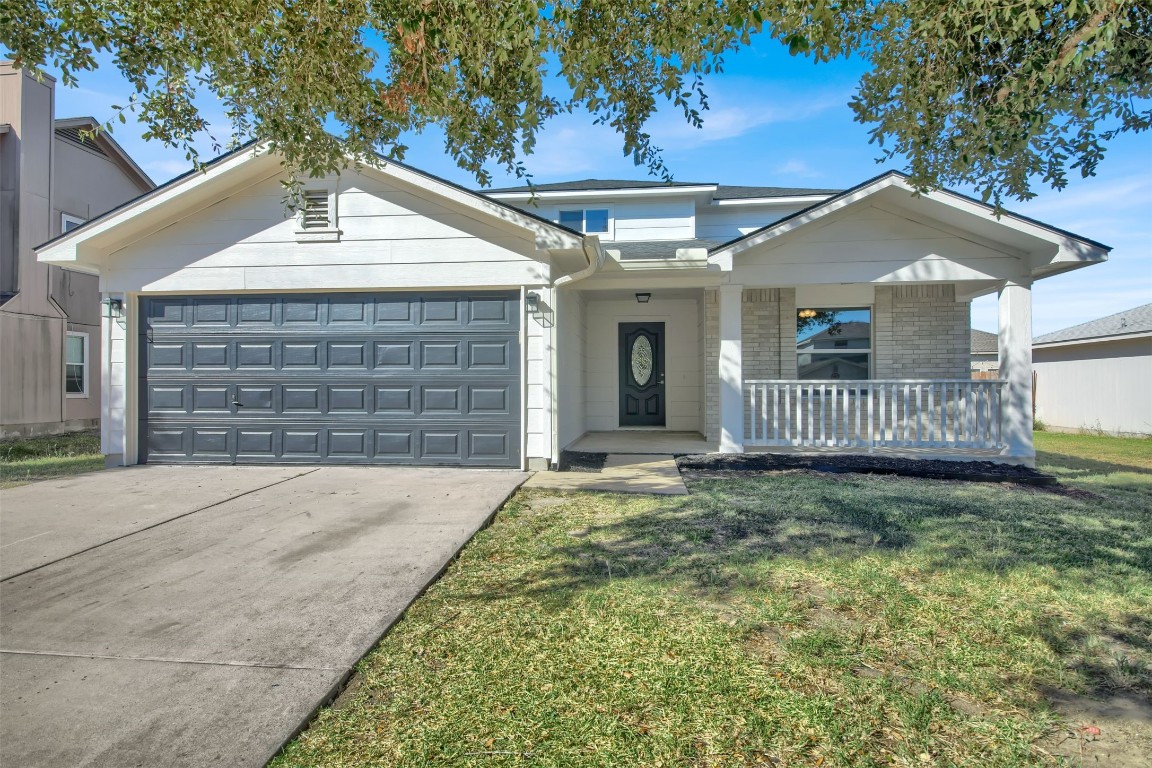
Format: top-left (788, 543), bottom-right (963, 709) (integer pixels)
top-left (102, 296), bottom-right (124, 319)
top-left (635, 292), bottom-right (651, 304)
top-left (525, 291), bottom-right (540, 312)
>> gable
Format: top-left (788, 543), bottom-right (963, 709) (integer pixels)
top-left (727, 203), bottom-right (1032, 285)
top-left (99, 170), bottom-right (555, 294)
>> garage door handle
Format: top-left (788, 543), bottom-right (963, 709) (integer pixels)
top-left (231, 398), bottom-right (243, 407)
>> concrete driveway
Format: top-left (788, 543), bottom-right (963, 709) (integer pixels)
top-left (0, 465), bottom-right (527, 768)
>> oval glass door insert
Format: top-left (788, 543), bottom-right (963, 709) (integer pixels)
top-left (631, 335), bottom-right (653, 386)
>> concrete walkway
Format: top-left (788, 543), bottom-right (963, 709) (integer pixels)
top-left (0, 465), bottom-right (527, 768)
top-left (523, 454), bottom-right (688, 495)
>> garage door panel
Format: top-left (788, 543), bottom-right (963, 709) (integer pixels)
top-left (139, 293), bottom-right (520, 467)
top-left (143, 293), bottom-right (519, 334)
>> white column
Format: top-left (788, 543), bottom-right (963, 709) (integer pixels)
top-left (102, 291), bottom-right (128, 466)
top-left (718, 284), bottom-right (744, 453)
top-left (998, 280), bottom-right (1034, 463)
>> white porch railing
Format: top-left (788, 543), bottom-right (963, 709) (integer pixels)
top-left (745, 379), bottom-right (1006, 450)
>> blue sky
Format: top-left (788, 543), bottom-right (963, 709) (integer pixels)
top-left (38, 34), bottom-right (1151, 335)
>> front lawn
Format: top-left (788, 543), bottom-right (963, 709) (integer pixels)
top-left (274, 433), bottom-right (1152, 767)
top-left (0, 431), bottom-right (103, 488)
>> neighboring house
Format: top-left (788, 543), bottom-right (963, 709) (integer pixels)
top-left (1032, 304), bottom-right (1152, 436)
top-left (971, 329), bottom-right (999, 374)
top-left (37, 145), bottom-right (1109, 469)
top-left (1, 63), bottom-right (154, 437)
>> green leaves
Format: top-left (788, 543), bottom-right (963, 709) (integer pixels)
top-left (1, 0), bottom-right (1147, 202)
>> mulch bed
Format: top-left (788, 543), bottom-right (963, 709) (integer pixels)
top-left (557, 451), bottom-right (608, 473)
top-left (676, 453), bottom-right (1059, 486)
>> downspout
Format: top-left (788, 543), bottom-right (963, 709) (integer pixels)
top-left (549, 236), bottom-right (604, 466)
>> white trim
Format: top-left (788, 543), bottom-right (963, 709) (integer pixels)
top-left (711, 195), bottom-right (833, 207)
top-left (486, 185), bottom-right (718, 201)
top-left (64, 331), bottom-right (89, 398)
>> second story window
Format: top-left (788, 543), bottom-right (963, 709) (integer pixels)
top-left (61, 213), bottom-right (87, 233)
top-left (559, 208), bottom-right (610, 235)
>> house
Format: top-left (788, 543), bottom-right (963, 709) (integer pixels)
top-left (970, 329), bottom-right (999, 374)
top-left (1, 62), bottom-right (154, 437)
top-left (1032, 303), bottom-right (1152, 436)
top-left (35, 144), bottom-right (1109, 469)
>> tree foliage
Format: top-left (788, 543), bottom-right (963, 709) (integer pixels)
top-left (2, 0), bottom-right (1148, 203)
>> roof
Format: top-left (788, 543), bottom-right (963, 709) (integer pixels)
top-left (609, 239), bottom-right (718, 260)
top-left (1034, 303), bottom-right (1152, 345)
top-left (714, 184), bottom-right (841, 200)
top-left (971, 329), bottom-right (998, 355)
top-left (483, 178), bottom-right (713, 194)
top-left (481, 178), bottom-right (841, 199)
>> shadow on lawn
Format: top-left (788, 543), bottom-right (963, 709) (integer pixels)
top-left (1036, 450), bottom-right (1152, 477)
top-left (503, 473), bottom-right (1151, 602)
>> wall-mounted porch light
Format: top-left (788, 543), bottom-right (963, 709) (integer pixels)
top-left (525, 291), bottom-right (541, 312)
top-left (102, 296), bottom-right (124, 319)
top-left (635, 292), bottom-right (651, 304)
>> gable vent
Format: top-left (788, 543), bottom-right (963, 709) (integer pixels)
top-left (301, 189), bottom-right (331, 229)
top-left (55, 126), bottom-right (108, 156)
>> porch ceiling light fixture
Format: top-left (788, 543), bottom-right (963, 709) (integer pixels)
top-left (102, 296), bottom-right (124, 319)
top-left (635, 292), bottom-right (652, 304)
top-left (525, 291), bottom-right (540, 312)
top-left (798, 308), bottom-right (818, 319)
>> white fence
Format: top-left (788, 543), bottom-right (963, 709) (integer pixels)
top-left (745, 379), bottom-right (1006, 449)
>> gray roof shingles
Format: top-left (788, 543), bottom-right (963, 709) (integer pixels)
top-left (971, 329), bottom-right (998, 355)
top-left (608, 239), bottom-right (719, 260)
top-left (1033, 303), bottom-right (1152, 345)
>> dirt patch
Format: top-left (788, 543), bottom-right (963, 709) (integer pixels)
top-left (677, 453), bottom-right (1059, 486)
top-left (1038, 686), bottom-right (1152, 768)
top-left (557, 451), bottom-right (608, 473)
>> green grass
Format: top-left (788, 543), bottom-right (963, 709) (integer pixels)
top-left (0, 431), bottom-right (103, 488)
top-left (274, 433), bottom-right (1149, 766)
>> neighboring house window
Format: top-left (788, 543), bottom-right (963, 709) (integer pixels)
top-left (65, 332), bottom-right (88, 396)
top-left (295, 183), bottom-right (339, 241)
top-left (796, 308), bottom-right (872, 380)
top-left (61, 213), bottom-right (87, 233)
top-left (558, 208), bottom-right (610, 236)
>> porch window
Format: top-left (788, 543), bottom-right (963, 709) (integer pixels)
top-left (796, 307), bottom-right (871, 380)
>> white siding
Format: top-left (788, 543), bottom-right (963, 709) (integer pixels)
top-left (695, 203), bottom-right (810, 241)
top-left (1033, 337), bottom-right (1152, 435)
top-left (102, 173), bottom-right (547, 294)
top-left (556, 289), bottom-right (587, 450)
top-left (583, 297), bottom-right (701, 432)
top-left (729, 205), bottom-right (1031, 285)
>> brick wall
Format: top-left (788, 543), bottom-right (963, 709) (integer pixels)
top-left (873, 285), bottom-right (971, 378)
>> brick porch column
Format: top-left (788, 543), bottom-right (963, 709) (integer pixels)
top-left (718, 284), bottom-right (744, 453)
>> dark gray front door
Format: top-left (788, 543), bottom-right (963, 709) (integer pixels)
top-left (138, 292), bottom-right (520, 466)
top-left (619, 322), bottom-right (665, 427)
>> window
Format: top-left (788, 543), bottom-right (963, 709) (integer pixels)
top-left (295, 183), bottom-right (339, 241)
top-left (558, 208), bottom-right (610, 235)
top-left (61, 213), bottom-right (87, 233)
top-left (65, 332), bottom-right (88, 396)
top-left (796, 307), bottom-right (871, 380)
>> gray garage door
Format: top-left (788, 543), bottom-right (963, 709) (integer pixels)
top-left (138, 292), bottom-right (520, 466)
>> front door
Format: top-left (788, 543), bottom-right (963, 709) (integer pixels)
top-left (619, 322), bottom-right (665, 426)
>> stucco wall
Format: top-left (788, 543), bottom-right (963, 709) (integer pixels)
top-left (1033, 336), bottom-right (1152, 435)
